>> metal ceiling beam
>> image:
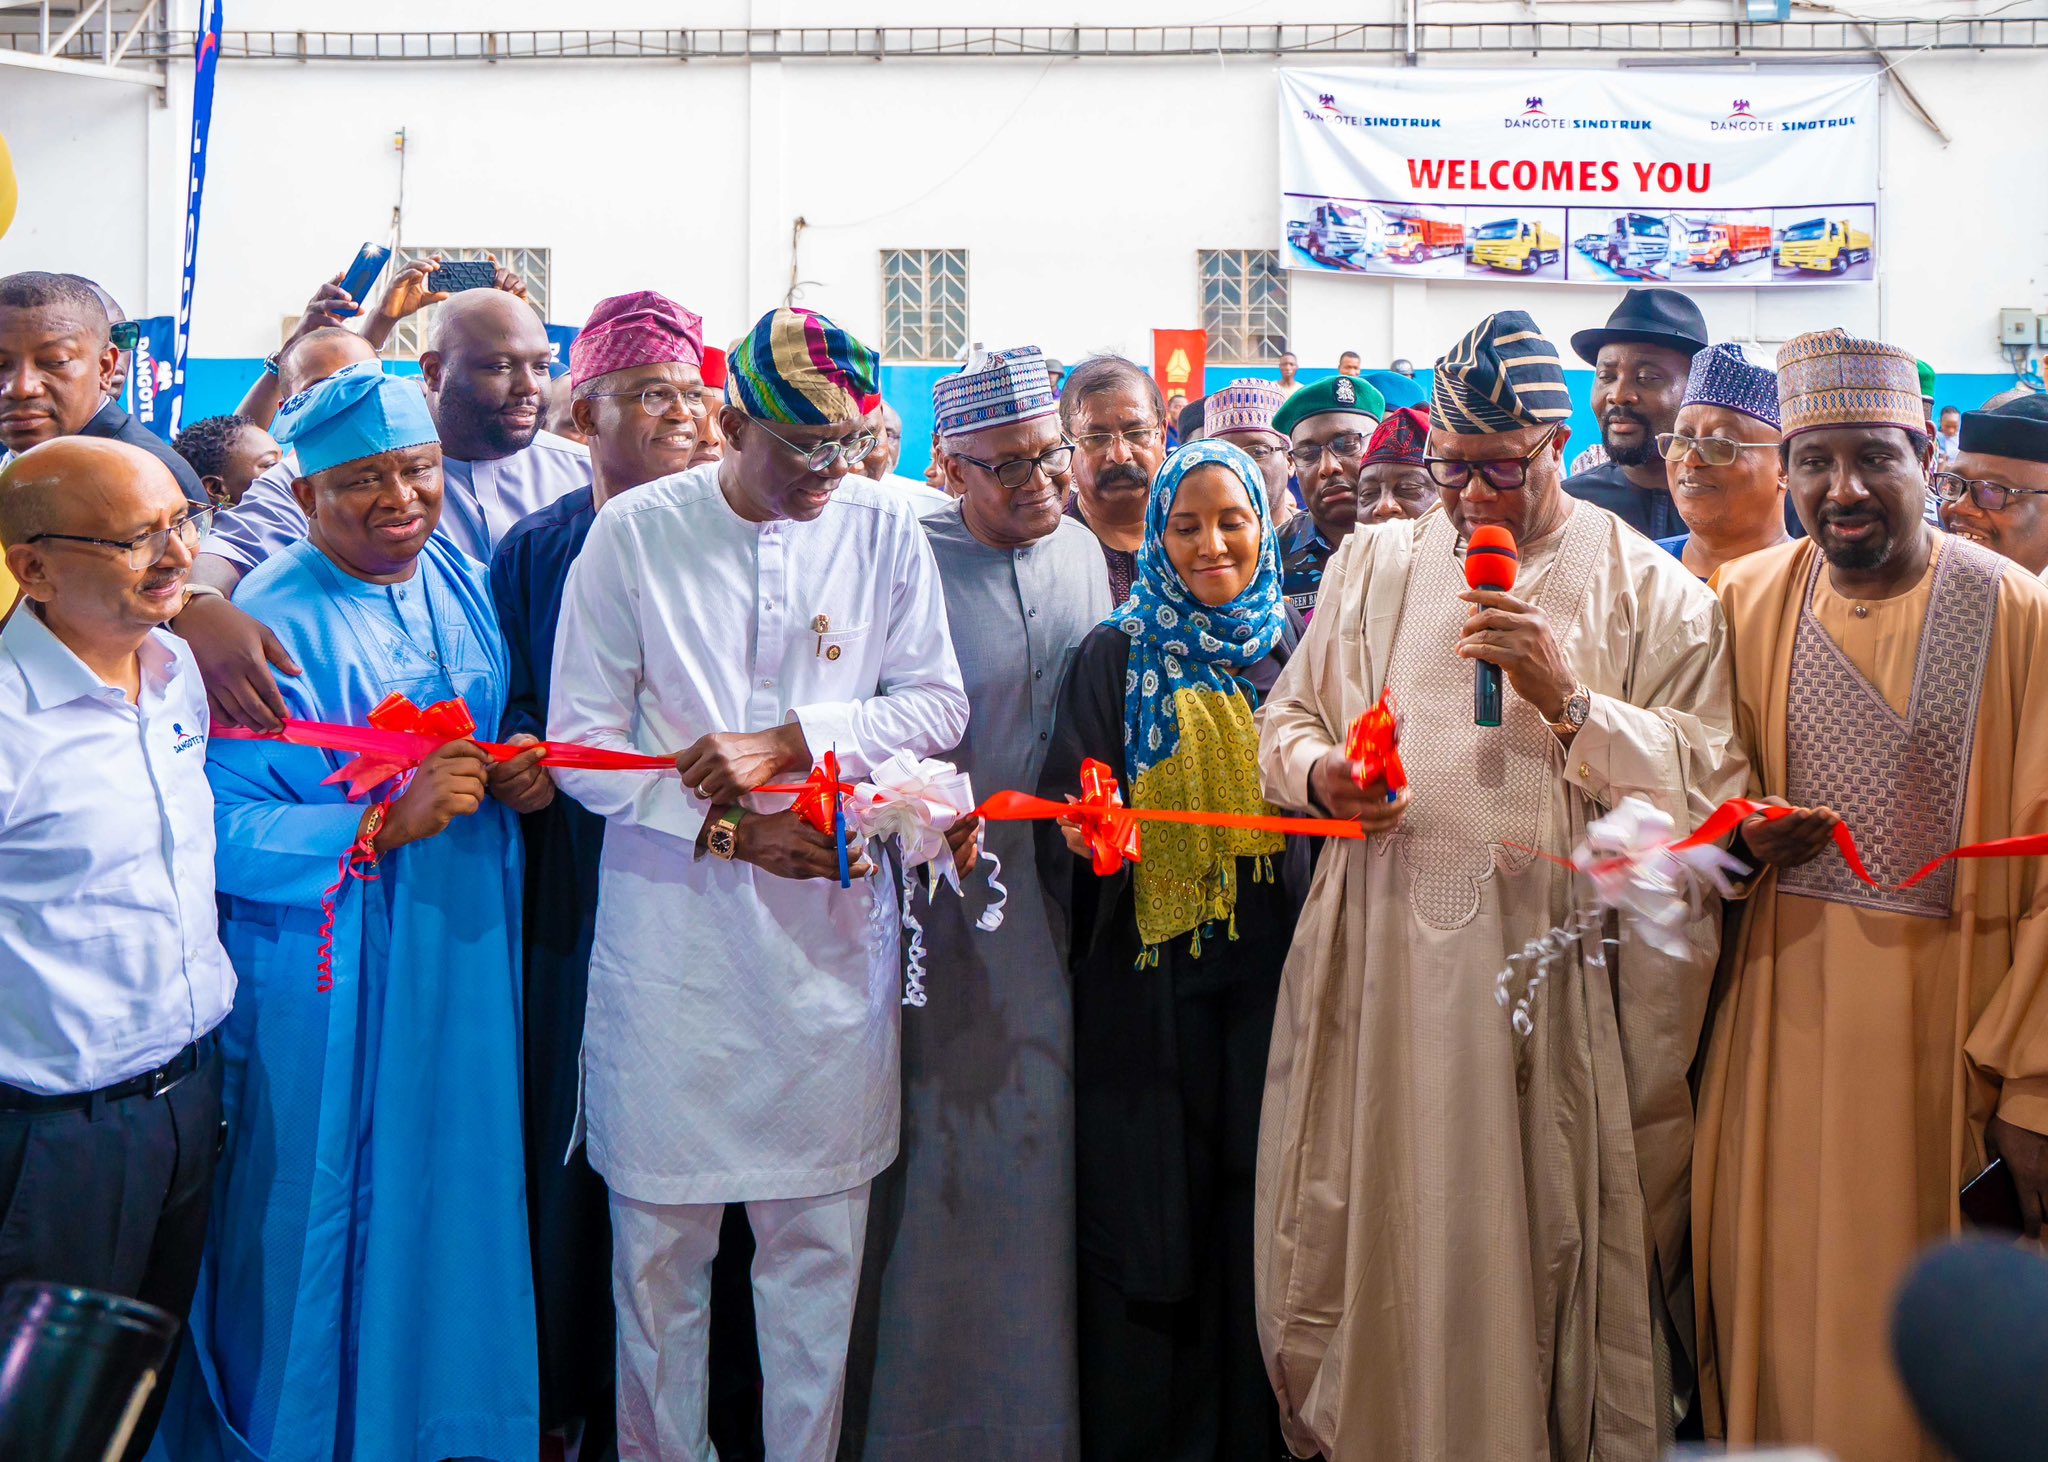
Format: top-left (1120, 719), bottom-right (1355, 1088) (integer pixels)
top-left (0, 43), bottom-right (160, 83)
top-left (14, 18), bottom-right (2048, 63)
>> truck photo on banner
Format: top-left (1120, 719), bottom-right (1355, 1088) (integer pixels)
top-left (1279, 67), bottom-right (1881, 288)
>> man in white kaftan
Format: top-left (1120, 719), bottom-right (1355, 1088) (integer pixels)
top-left (1252, 310), bottom-right (1748, 1461)
top-left (548, 308), bottom-right (967, 1462)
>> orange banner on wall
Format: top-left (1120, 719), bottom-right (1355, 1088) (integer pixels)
top-left (1152, 329), bottom-right (1208, 402)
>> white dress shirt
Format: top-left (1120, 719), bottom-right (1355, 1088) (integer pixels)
top-left (0, 610), bottom-right (236, 1094)
top-left (202, 430), bottom-right (590, 570)
top-left (549, 464), bottom-right (968, 1204)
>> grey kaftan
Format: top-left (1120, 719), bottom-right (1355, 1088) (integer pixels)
top-left (841, 504), bottom-right (1112, 1461)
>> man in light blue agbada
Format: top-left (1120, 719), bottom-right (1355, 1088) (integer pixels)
top-left (157, 363), bottom-right (553, 1462)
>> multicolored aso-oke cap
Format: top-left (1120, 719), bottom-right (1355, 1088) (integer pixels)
top-left (727, 307), bottom-right (880, 426)
top-left (1431, 310), bottom-right (1574, 436)
top-left (1776, 328), bottom-right (1923, 440)
top-left (1682, 342), bottom-right (1781, 432)
top-left (1204, 378), bottom-right (1285, 439)
top-left (931, 344), bottom-right (1060, 439)
top-left (1363, 406), bottom-right (1430, 466)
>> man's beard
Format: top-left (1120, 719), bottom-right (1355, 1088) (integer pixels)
top-left (1817, 505), bottom-right (1894, 572)
top-left (447, 390), bottom-right (537, 459)
top-left (1602, 406), bottom-right (1659, 468)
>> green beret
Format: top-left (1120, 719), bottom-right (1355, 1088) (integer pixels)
top-left (1273, 374), bottom-right (1386, 438)
top-left (1916, 358), bottom-right (1937, 403)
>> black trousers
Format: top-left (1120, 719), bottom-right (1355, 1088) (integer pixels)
top-left (1077, 979), bottom-right (1288, 1462)
top-left (0, 1039), bottom-right (224, 1462)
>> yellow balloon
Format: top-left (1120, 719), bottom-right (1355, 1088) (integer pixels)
top-left (0, 131), bottom-right (15, 241)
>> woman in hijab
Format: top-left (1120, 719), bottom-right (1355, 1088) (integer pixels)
top-left (1040, 439), bottom-right (1310, 1461)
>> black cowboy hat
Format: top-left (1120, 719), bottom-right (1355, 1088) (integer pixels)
top-left (1569, 287), bottom-right (1710, 366)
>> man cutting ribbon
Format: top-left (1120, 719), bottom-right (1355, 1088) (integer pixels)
top-left (164, 363), bottom-right (544, 1459)
top-left (1694, 328), bottom-right (2048, 1462)
top-left (1253, 308), bottom-right (1747, 1462)
top-left (546, 306), bottom-right (967, 1462)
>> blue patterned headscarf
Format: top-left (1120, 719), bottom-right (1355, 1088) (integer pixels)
top-left (1114, 439), bottom-right (1286, 790)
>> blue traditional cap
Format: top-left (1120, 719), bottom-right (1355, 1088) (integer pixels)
top-left (272, 361), bottom-right (438, 477)
top-left (727, 306), bottom-right (880, 426)
top-left (1364, 370), bottom-right (1429, 410)
top-left (1681, 342), bottom-right (1781, 432)
top-left (932, 344), bottom-right (1060, 439)
top-left (1431, 310), bottom-right (1573, 436)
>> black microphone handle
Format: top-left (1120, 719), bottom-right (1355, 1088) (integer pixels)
top-left (1475, 660), bottom-right (1504, 727)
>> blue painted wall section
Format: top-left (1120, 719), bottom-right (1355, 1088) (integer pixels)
top-left (182, 357), bottom-right (2021, 485)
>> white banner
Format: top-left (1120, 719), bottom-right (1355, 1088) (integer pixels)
top-left (1279, 67), bottom-right (1881, 288)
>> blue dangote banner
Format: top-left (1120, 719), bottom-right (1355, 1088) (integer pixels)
top-left (126, 315), bottom-right (178, 441)
top-left (170, 0), bottom-right (225, 435)
top-left (1279, 67), bottom-right (1880, 288)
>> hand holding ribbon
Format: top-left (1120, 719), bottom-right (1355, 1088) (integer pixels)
top-left (212, 693), bottom-right (675, 799)
top-left (760, 751), bottom-right (859, 888)
top-left (1345, 690), bottom-right (1408, 803)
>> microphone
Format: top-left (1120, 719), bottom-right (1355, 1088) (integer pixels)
top-left (1891, 1236), bottom-right (2048, 1462)
top-left (1464, 524), bottom-right (1519, 728)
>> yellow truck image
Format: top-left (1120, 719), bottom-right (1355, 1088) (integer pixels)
top-left (1469, 217), bottom-right (1562, 273)
top-left (1777, 217), bottom-right (1873, 274)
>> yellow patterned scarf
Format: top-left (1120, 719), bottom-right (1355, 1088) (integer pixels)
top-left (1130, 684), bottom-right (1284, 956)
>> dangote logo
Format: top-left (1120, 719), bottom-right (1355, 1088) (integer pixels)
top-left (1522, 95), bottom-right (1546, 115)
top-left (170, 721), bottom-right (205, 754)
top-left (1730, 98), bottom-right (1754, 117)
top-left (1319, 92), bottom-right (1337, 110)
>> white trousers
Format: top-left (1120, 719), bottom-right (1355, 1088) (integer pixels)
top-left (610, 1183), bottom-right (872, 1462)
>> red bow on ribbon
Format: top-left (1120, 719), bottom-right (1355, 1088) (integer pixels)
top-left (324, 694), bottom-right (478, 798)
top-left (1072, 759), bottom-right (1144, 876)
top-left (1346, 690), bottom-right (1408, 797)
top-left (212, 695), bottom-right (678, 800)
top-left (761, 751), bottom-right (859, 837)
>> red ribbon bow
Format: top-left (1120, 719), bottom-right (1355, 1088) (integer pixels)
top-left (323, 694), bottom-right (477, 798)
top-left (770, 750), bottom-right (856, 838)
top-left (1345, 690), bottom-right (1408, 797)
top-left (212, 695), bottom-right (678, 800)
top-left (1071, 759), bottom-right (1144, 876)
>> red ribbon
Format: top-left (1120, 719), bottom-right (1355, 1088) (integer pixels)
top-left (213, 694), bottom-right (677, 798)
top-left (1345, 690), bottom-right (1408, 796)
top-left (973, 757), bottom-right (1367, 877)
top-left (1673, 797), bottom-right (2048, 892)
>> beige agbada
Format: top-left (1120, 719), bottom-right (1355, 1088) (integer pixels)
top-left (1695, 536), bottom-right (2048, 1462)
top-left (1255, 502), bottom-right (1747, 1460)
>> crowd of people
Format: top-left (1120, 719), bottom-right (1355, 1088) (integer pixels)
top-left (0, 253), bottom-right (2045, 1462)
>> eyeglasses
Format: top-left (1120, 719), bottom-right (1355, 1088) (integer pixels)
top-left (1932, 472), bottom-right (2048, 513)
top-left (1288, 433), bottom-right (1368, 471)
top-left (1072, 426), bottom-right (1164, 455)
top-left (109, 321), bottom-right (140, 352)
top-left (1233, 441), bottom-right (1286, 463)
top-left (582, 384), bottom-right (711, 419)
top-left (28, 505), bottom-right (218, 571)
top-left (1656, 432), bottom-right (1779, 467)
top-left (1368, 473), bottom-right (1438, 504)
top-left (1423, 426), bottom-right (1562, 491)
top-left (748, 417), bottom-right (877, 474)
top-left (950, 442), bottom-right (1077, 490)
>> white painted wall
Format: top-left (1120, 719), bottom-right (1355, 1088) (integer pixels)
top-left (1, 2), bottom-right (2041, 378)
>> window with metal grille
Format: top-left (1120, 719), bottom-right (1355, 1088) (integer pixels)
top-left (880, 249), bottom-right (968, 363)
top-left (1199, 249), bottom-right (1290, 364)
top-left (384, 246), bottom-right (552, 359)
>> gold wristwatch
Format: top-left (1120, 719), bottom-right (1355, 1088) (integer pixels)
top-left (1547, 683), bottom-right (1592, 738)
top-left (707, 805), bottom-right (748, 861)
